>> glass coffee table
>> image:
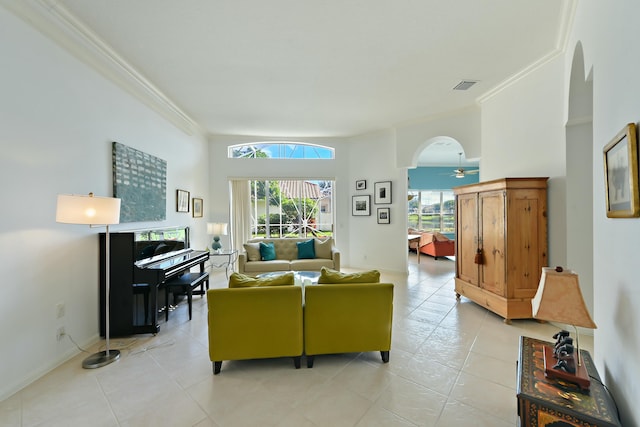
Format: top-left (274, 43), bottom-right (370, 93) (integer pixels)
top-left (256, 270), bottom-right (320, 285)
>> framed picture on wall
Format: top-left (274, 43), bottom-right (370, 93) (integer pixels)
top-left (603, 123), bottom-right (640, 218)
top-left (352, 195), bottom-right (371, 216)
top-left (374, 181), bottom-right (392, 204)
top-left (377, 207), bottom-right (390, 224)
top-left (192, 197), bottom-right (203, 218)
top-left (176, 189), bottom-right (190, 212)
top-left (356, 180), bottom-right (366, 190)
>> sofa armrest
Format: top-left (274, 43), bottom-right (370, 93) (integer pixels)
top-left (304, 283), bottom-right (393, 356)
top-left (237, 252), bottom-right (247, 274)
top-left (207, 286), bottom-right (303, 363)
top-left (331, 247), bottom-right (340, 271)
top-left (420, 232), bottom-right (436, 246)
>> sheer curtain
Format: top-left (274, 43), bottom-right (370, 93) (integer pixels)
top-left (229, 179), bottom-right (251, 251)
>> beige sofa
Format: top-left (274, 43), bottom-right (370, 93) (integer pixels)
top-left (238, 237), bottom-right (340, 276)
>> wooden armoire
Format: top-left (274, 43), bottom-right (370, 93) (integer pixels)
top-left (454, 177), bottom-right (548, 323)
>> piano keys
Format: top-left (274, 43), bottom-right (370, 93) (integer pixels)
top-left (99, 226), bottom-right (209, 336)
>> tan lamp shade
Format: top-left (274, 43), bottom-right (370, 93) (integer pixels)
top-left (56, 193), bottom-right (121, 225)
top-left (531, 267), bottom-right (597, 329)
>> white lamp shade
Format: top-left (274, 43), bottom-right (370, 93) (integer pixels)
top-left (56, 194), bottom-right (121, 225)
top-left (207, 222), bottom-right (228, 235)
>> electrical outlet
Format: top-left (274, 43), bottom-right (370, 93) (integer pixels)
top-left (57, 326), bottom-right (65, 341)
top-left (56, 303), bottom-right (65, 319)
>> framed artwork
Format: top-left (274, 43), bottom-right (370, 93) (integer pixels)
top-left (377, 207), bottom-right (390, 224)
top-left (176, 189), bottom-right (190, 213)
top-left (352, 195), bottom-right (371, 216)
top-left (603, 123), bottom-right (639, 218)
top-left (356, 180), bottom-right (367, 190)
top-left (374, 181), bottom-right (392, 204)
top-left (112, 142), bottom-right (167, 222)
top-left (192, 197), bottom-right (203, 218)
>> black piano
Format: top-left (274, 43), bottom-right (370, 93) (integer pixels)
top-left (99, 226), bottom-right (209, 336)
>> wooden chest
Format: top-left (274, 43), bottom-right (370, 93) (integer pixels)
top-left (516, 336), bottom-right (621, 427)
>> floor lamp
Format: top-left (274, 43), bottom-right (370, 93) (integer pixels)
top-left (56, 193), bottom-right (121, 369)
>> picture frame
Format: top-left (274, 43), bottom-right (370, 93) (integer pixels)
top-left (603, 123), bottom-right (639, 218)
top-left (377, 207), bottom-right (390, 224)
top-left (356, 180), bottom-right (367, 190)
top-left (352, 195), bottom-right (371, 216)
top-left (192, 197), bottom-right (203, 218)
top-left (176, 189), bottom-right (190, 213)
top-left (374, 181), bottom-right (392, 204)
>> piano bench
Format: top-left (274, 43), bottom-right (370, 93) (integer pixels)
top-left (164, 271), bottom-right (210, 321)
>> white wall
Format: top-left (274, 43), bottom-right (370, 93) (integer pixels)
top-left (567, 2), bottom-right (640, 425)
top-left (480, 55), bottom-right (568, 267)
top-left (347, 130), bottom-right (407, 273)
top-left (479, 1), bottom-right (640, 424)
top-left (0, 7), bottom-right (209, 400)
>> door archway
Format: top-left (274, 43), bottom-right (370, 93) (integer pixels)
top-left (566, 41), bottom-right (595, 314)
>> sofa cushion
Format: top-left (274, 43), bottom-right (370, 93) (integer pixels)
top-left (228, 272), bottom-right (295, 288)
top-left (260, 242), bottom-right (277, 261)
top-left (314, 238), bottom-right (332, 259)
top-left (297, 239), bottom-right (316, 259)
top-left (290, 258), bottom-right (335, 271)
top-left (317, 267), bottom-right (381, 284)
top-left (243, 242), bottom-right (261, 261)
top-left (243, 260), bottom-right (291, 273)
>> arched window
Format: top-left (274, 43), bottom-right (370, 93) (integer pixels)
top-left (228, 142), bottom-right (334, 159)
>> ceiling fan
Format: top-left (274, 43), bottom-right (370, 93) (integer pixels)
top-left (452, 153), bottom-right (479, 178)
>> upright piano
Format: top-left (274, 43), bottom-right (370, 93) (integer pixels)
top-left (99, 226), bottom-right (209, 336)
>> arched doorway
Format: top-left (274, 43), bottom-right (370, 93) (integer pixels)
top-left (407, 136), bottom-right (479, 247)
top-left (566, 41), bottom-right (595, 314)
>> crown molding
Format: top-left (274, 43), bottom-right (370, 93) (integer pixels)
top-left (1, 0), bottom-right (203, 136)
top-left (477, 0), bottom-right (577, 105)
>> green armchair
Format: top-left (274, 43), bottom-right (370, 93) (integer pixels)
top-left (303, 283), bottom-right (394, 368)
top-left (207, 285), bottom-right (303, 374)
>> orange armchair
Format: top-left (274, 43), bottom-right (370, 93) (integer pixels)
top-left (419, 232), bottom-right (454, 259)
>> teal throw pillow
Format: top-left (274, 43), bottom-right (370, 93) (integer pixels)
top-left (297, 239), bottom-right (316, 259)
top-left (259, 242), bottom-right (276, 261)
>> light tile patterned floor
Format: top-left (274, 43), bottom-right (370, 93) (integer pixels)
top-left (0, 255), bottom-right (592, 426)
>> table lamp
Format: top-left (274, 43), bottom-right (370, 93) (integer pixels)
top-left (531, 266), bottom-right (597, 390)
top-left (207, 222), bottom-right (228, 253)
top-left (56, 193), bottom-right (121, 369)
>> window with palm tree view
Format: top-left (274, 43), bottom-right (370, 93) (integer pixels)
top-left (408, 190), bottom-right (455, 234)
top-left (250, 180), bottom-right (334, 238)
top-left (227, 142), bottom-right (335, 239)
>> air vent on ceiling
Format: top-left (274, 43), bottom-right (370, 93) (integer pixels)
top-left (453, 80), bottom-right (478, 91)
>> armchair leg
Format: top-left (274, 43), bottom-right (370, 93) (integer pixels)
top-left (293, 356), bottom-right (301, 369)
top-left (306, 355), bottom-right (315, 368)
top-left (381, 351), bottom-right (390, 363)
top-left (213, 361), bottom-right (222, 375)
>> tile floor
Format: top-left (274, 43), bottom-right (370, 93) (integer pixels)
top-left (0, 255), bottom-right (592, 426)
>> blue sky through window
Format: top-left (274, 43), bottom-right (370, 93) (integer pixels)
top-left (229, 142), bottom-right (334, 159)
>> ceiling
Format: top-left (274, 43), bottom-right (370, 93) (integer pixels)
top-left (48, 1), bottom-right (570, 162)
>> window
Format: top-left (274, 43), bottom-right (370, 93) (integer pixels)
top-left (250, 179), bottom-right (334, 238)
top-left (408, 190), bottom-right (455, 233)
top-left (228, 142), bottom-right (334, 159)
